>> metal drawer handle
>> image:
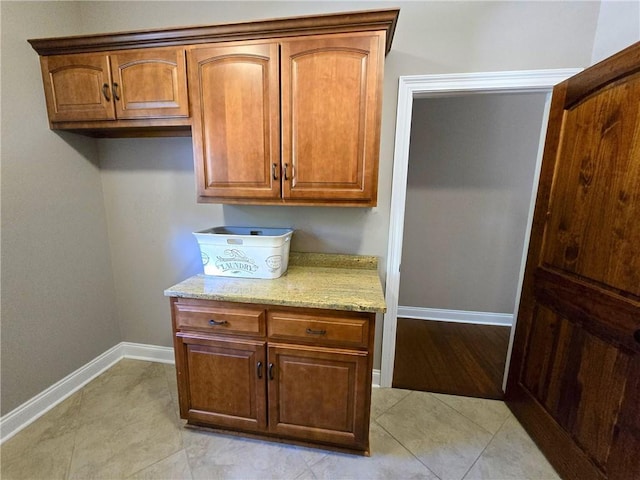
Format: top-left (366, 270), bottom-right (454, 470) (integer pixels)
top-left (112, 82), bottom-right (120, 101)
top-left (208, 319), bottom-right (228, 326)
top-left (102, 83), bottom-right (111, 101)
top-left (283, 163), bottom-right (290, 180)
top-left (257, 361), bottom-right (263, 379)
top-left (272, 163), bottom-right (278, 180)
top-left (306, 328), bottom-right (327, 336)
top-left (268, 363), bottom-right (274, 380)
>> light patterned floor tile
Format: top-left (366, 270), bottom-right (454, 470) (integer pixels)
top-left (377, 391), bottom-right (493, 480)
top-left (0, 392), bottom-right (83, 480)
top-left (183, 428), bottom-right (311, 480)
top-left (128, 449), bottom-right (193, 479)
top-left (431, 392), bottom-right (511, 434)
top-left (370, 387), bottom-right (411, 419)
top-left (463, 416), bottom-right (560, 480)
top-left (308, 421), bottom-right (439, 480)
top-left (1, 359), bottom-right (566, 480)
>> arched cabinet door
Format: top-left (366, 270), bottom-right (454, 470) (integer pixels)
top-left (110, 47), bottom-right (189, 119)
top-left (281, 32), bottom-right (384, 206)
top-left (40, 47), bottom-right (188, 123)
top-left (188, 42), bottom-right (281, 201)
top-left (41, 53), bottom-right (116, 122)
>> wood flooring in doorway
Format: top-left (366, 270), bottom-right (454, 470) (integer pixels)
top-left (392, 318), bottom-right (510, 399)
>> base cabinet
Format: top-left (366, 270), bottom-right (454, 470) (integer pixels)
top-left (171, 297), bottom-right (375, 453)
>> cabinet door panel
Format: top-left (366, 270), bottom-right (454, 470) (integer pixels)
top-left (110, 47), bottom-right (189, 119)
top-left (176, 334), bottom-right (267, 433)
top-left (41, 53), bottom-right (115, 122)
top-left (267, 344), bottom-right (370, 449)
top-left (281, 32), bottom-right (383, 204)
top-left (189, 42), bottom-right (280, 199)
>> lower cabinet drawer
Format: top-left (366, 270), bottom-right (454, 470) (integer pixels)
top-left (267, 310), bottom-right (370, 348)
top-left (174, 299), bottom-right (265, 336)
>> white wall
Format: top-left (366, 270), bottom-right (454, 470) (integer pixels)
top-left (0, 2), bottom-right (121, 415)
top-left (1, 1), bottom-right (604, 413)
top-left (591, 0), bottom-right (640, 64)
top-left (399, 93), bottom-right (548, 313)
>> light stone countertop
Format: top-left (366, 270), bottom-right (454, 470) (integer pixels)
top-left (164, 252), bottom-right (386, 313)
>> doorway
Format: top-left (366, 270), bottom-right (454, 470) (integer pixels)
top-left (379, 70), bottom-right (582, 390)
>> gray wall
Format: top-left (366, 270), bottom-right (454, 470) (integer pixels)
top-left (592, 0), bottom-right (639, 63)
top-left (1, 2), bottom-right (121, 415)
top-left (2, 1), bottom-right (605, 414)
top-left (399, 93), bottom-right (547, 313)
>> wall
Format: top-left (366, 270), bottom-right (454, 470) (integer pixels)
top-left (1, 1), bottom-right (603, 413)
top-left (399, 93), bottom-right (547, 313)
top-left (91, 1), bottom-right (600, 367)
top-left (591, 0), bottom-right (639, 64)
top-left (0, 2), bottom-right (121, 415)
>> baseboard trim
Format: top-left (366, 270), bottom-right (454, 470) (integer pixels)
top-left (397, 306), bottom-right (513, 327)
top-left (0, 342), bottom-right (174, 444)
top-left (372, 369), bottom-right (381, 388)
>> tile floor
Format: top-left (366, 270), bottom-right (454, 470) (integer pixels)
top-left (1, 359), bottom-right (560, 480)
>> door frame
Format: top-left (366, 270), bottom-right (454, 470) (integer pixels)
top-left (380, 69), bottom-right (582, 389)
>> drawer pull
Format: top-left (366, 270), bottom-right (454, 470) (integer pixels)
top-left (208, 319), bottom-right (229, 326)
top-left (102, 83), bottom-right (111, 101)
top-left (268, 363), bottom-right (275, 380)
top-left (306, 327), bottom-right (327, 336)
top-left (257, 361), bottom-right (263, 379)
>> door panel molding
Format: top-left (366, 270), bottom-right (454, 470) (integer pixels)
top-left (380, 68), bottom-right (582, 389)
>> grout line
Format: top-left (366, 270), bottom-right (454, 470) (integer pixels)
top-left (372, 388), bottom-right (413, 420)
top-left (429, 393), bottom-right (508, 436)
top-left (372, 414), bottom-right (443, 480)
top-left (460, 410), bottom-right (512, 480)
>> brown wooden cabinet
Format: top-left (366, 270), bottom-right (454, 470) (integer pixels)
top-left (29, 9), bottom-right (398, 201)
top-left (170, 297), bottom-right (375, 454)
top-left (39, 47), bottom-right (189, 126)
top-left (190, 31), bottom-right (385, 206)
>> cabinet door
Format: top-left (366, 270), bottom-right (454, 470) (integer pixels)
top-left (110, 47), bottom-right (189, 119)
top-left (175, 333), bottom-right (267, 433)
top-left (189, 42), bottom-right (281, 200)
top-left (40, 53), bottom-right (116, 122)
top-left (281, 32), bottom-right (384, 205)
top-left (267, 344), bottom-right (370, 450)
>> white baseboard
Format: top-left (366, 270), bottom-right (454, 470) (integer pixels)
top-left (0, 342), bottom-right (174, 445)
top-left (397, 306), bottom-right (513, 327)
top-left (372, 369), bottom-right (381, 388)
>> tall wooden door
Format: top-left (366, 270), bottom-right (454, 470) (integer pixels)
top-left (505, 42), bottom-right (640, 480)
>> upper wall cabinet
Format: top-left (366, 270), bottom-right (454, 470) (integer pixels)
top-left (41, 47), bottom-right (189, 123)
top-left (189, 31), bottom-right (383, 206)
top-left (29, 8), bottom-right (399, 205)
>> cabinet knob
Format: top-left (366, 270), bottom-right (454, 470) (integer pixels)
top-left (102, 83), bottom-right (111, 102)
top-left (208, 319), bottom-right (228, 326)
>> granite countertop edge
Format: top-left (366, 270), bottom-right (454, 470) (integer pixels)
top-left (164, 252), bottom-right (386, 313)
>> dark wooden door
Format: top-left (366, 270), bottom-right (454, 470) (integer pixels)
top-left (280, 32), bottom-right (383, 205)
top-left (110, 47), bottom-right (189, 119)
top-left (267, 344), bottom-right (370, 450)
top-left (175, 333), bottom-right (267, 433)
top-left (188, 42), bottom-right (280, 200)
top-left (505, 42), bottom-right (640, 480)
